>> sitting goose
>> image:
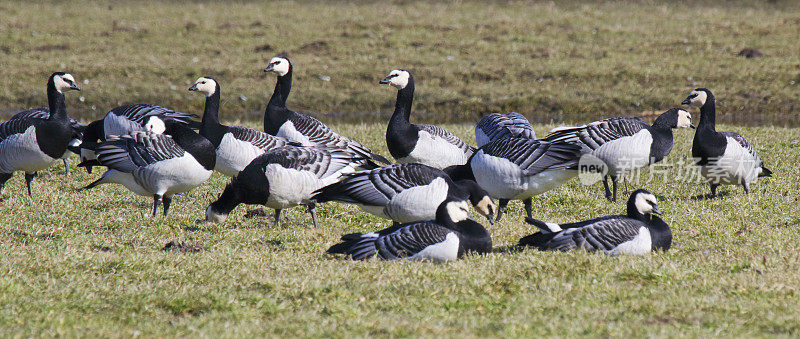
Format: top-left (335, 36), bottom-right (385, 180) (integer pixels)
top-left (327, 197), bottom-right (492, 262)
top-left (379, 69), bottom-right (475, 169)
top-left (10, 108), bottom-right (85, 174)
top-left (0, 72), bottom-right (81, 196)
top-left (205, 145), bottom-right (372, 228)
top-left (80, 121), bottom-right (215, 217)
top-left (262, 56), bottom-right (389, 165)
top-left (543, 108), bottom-right (694, 202)
top-left (475, 112), bottom-right (536, 147)
top-left (189, 77), bottom-right (294, 177)
top-left (518, 189), bottom-right (671, 255)
top-left (312, 163), bottom-right (496, 224)
top-left (448, 138), bottom-right (582, 222)
top-left (682, 88), bottom-right (772, 197)
top-left (78, 104), bottom-right (198, 173)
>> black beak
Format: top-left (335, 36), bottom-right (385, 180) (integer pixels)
top-left (264, 63), bottom-right (275, 72)
top-left (651, 205), bottom-right (662, 216)
top-left (485, 213), bottom-right (495, 226)
top-left (681, 98), bottom-right (691, 105)
top-left (70, 83), bottom-right (81, 91)
top-left (188, 84), bottom-right (198, 91)
top-left (690, 123), bottom-right (696, 129)
top-left (379, 76), bottom-right (392, 84)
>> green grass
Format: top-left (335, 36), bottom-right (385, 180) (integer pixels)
top-left (1, 1), bottom-right (800, 125)
top-left (1, 121), bottom-right (799, 337)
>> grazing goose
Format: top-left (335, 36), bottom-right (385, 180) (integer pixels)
top-left (682, 88), bottom-right (772, 197)
top-left (450, 138), bottom-right (582, 222)
top-left (262, 56), bottom-right (389, 165)
top-left (10, 108), bottom-right (85, 174)
top-left (78, 104), bottom-right (198, 173)
top-left (81, 121), bottom-right (215, 216)
top-left (327, 197), bottom-right (492, 262)
top-left (0, 72), bottom-right (81, 196)
top-left (379, 69), bottom-right (475, 169)
top-left (543, 108), bottom-right (694, 202)
top-left (518, 189), bottom-right (671, 255)
top-left (475, 112), bottom-right (536, 147)
top-left (205, 145), bottom-right (372, 228)
top-left (189, 76), bottom-right (294, 177)
top-left (312, 163), bottom-right (496, 224)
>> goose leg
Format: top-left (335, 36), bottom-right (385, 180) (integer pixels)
top-left (523, 198), bottom-right (535, 224)
top-left (308, 203), bottom-right (319, 229)
top-left (710, 184), bottom-right (718, 198)
top-left (273, 209), bottom-right (282, 227)
top-left (152, 194), bottom-right (163, 217)
top-left (24, 172), bottom-right (37, 196)
top-left (63, 158), bottom-right (70, 175)
top-left (602, 175), bottom-right (613, 201)
top-left (611, 175), bottom-right (618, 203)
top-left (496, 199), bottom-right (510, 222)
top-left (163, 196), bottom-right (173, 216)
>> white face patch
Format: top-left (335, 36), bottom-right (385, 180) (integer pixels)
top-left (689, 90), bottom-right (707, 107)
top-left (54, 74), bottom-right (77, 93)
top-left (192, 77), bottom-right (217, 97)
top-left (144, 116), bottom-right (166, 134)
top-left (475, 196), bottom-right (496, 218)
top-left (634, 193), bottom-right (658, 215)
top-left (267, 57), bottom-right (290, 76)
top-left (445, 200), bottom-right (471, 223)
top-left (385, 70), bottom-right (410, 89)
top-left (677, 109), bottom-right (693, 128)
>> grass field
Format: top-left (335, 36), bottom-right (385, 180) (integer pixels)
top-left (2, 0), bottom-right (800, 337)
top-left (0, 121), bottom-right (798, 337)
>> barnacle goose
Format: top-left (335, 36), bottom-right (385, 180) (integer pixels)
top-left (682, 88), bottom-right (772, 197)
top-left (327, 197), bottom-right (491, 262)
top-left (0, 72), bottom-right (81, 196)
top-left (189, 77), bottom-right (294, 177)
top-left (205, 145), bottom-right (372, 228)
top-left (475, 112), bottom-right (536, 147)
top-left (77, 104), bottom-right (198, 173)
top-left (80, 121), bottom-right (215, 217)
top-left (262, 56), bottom-right (389, 165)
top-left (543, 108), bottom-right (694, 202)
top-left (518, 189), bottom-right (671, 255)
top-left (10, 108), bottom-right (85, 174)
top-left (450, 138), bottom-right (582, 222)
top-left (379, 69), bottom-right (475, 169)
top-left (312, 163), bottom-right (497, 224)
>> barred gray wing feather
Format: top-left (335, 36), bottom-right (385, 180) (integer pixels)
top-left (229, 125), bottom-right (291, 151)
top-left (479, 138), bottom-right (582, 175)
top-left (546, 218), bottom-right (644, 252)
top-left (0, 118), bottom-right (35, 140)
top-left (110, 104), bottom-right (197, 125)
top-left (419, 124), bottom-right (475, 154)
top-left (313, 163), bottom-right (444, 205)
top-left (261, 146), bottom-right (364, 179)
top-left (330, 222), bottom-right (452, 260)
top-left (11, 107), bottom-right (84, 130)
top-left (476, 112), bottom-right (536, 145)
top-left (95, 132), bottom-right (184, 173)
top-left (719, 131), bottom-right (761, 160)
top-left (544, 117), bottom-right (648, 150)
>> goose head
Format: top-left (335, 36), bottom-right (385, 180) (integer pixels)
top-left (682, 88), bottom-right (711, 107)
top-left (379, 69), bottom-right (411, 89)
top-left (631, 189), bottom-right (660, 217)
top-left (188, 77), bottom-right (218, 97)
top-left (143, 116), bottom-right (167, 134)
top-left (443, 200), bottom-right (472, 224)
top-left (264, 56), bottom-right (291, 76)
top-left (51, 72), bottom-right (81, 93)
top-left (656, 108), bottom-right (695, 129)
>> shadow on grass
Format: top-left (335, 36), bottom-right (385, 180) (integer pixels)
top-left (492, 244), bottom-right (525, 254)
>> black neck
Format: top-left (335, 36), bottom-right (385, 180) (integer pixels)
top-left (200, 86), bottom-right (222, 130)
top-left (267, 66), bottom-right (292, 108)
top-left (166, 123), bottom-right (216, 170)
top-left (84, 119), bottom-right (105, 143)
top-left (698, 93), bottom-right (716, 131)
top-left (210, 182), bottom-right (244, 216)
top-left (46, 79), bottom-right (68, 121)
top-left (390, 82), bottom-right (414, 125)
top-left (647, 216), bottom-right (672, 251)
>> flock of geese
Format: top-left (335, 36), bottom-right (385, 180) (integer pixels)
top-left (0, 56), bottom-right (772, 262)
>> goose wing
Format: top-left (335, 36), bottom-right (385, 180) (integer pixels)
top-left (104, 104), bottom-right (198, 136)
top-left (10, 107), bottom-right (84, 130)
top-left (479, 138), bottom-right (581, 175)
top-left (228, 125), bottom-right (291, 151)
top-left (283, 111), bottom-right (385, 162)
top-left (719, 131), bottom-right (761, 160)
top-left (261, 146), bottom-right (363, 179)
top-left (327, 221), bottom-right (453, 260)
top-left (475, 112), bottom-right (536, 146)
top-left (0, 118), bottom-right (35, 140)
top-left (313, 163), bottom-right (444, 205)
top-left (545, 217), bottom-right (645, 252)
top-left (419, 124), bottom-right (475, 154)
top-left (94, 132), bottom-right (185, 173)
top-left (544, 117), bottom-right (648, 150)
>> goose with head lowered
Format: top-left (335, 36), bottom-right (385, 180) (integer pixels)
top-left (327, 197), bottom-right (492, 262)
top-left (475, 112), bottom-right (536, 147)
top-left (80, 121), bottom-right (215, 217)
top-left (0, 72), bottom-right (82, 197)
top-left (262, 56), bottom-right (389, 165)
top-left (10, 107), bottom-right (85, 175)
top-left (447, 138), bottom-right (582, 222)
top-left (682, 88), bottom-right (771, 197)
top-left (518, 189), bottom-right (671, 255)
top-left (205, 145), bottom-right (374, 228)
top-left (380, 69), bottom-right (475, 170)
top-left (77, 103), bottom-right (198, 174)
top-left (189, 76), bottom-right (295, 177)
top-left (543, 108), bottom-right (694, 202)
top-left (312, 163), bottom-right (497, 225)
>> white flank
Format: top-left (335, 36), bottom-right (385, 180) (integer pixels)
top-left (610, 227), bottom-right (652, 255)
top-left (410, 232), bottom-right (460, 262)
top-left (396, 130), bottom-right (469, 170)
top-left (592, 129), bottom-right (653, 176)
top-left (276, 121), bottom-right (313, 146)
top-left (0, 126), bottom-right (57, 173)
top-left (384, 177), bottom-right (449, 223)
top-left (263, 164), bottom-right (324, 209)
top-left (97, 169), bottom-right (151, 196)
top-left (133, 152), bottom-right (212, 196)
top-left (215, 133), bottom-right (265, 177)
top-left (471, 151), bottom-right (576, 200)
top-left (700, 137), bottom-right (761, 185)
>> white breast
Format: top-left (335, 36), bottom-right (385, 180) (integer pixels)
top-left (471, 151), bottom-right (526, 199)
top-left (134, 153), bottom-right (212, 196)
top-left (276, 121), bottom-right (313, 146)
top-left (384, 177), bottom-right (449, 223)
top-left (397, 130), bottom-right (469, 170)
top-left (703, 137), bottom-right (762, 185)
top-left (263, 164), bottom-right (324, 209)
top-left (592, 129), bottom-right (653, 175)
top-left (610, 227), bottom-right (652, 255)
top-left (410, 232), bottom-right (460, 262)
top-left (215, 133), bottom-right (265, 177)
top-left (0, 126), bottom-right (57, 173)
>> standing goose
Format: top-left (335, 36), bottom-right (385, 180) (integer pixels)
top-left (205, 145), bottom-right (372, 228)
top-left (312, 163), bottom-right (496, 224)
top-left (262, 56), bottom-right (389, 164)
top-left (189, 77), bottom-right (294, 177)
top-left (682, 88), bottom-right (771, 197)
top-left (80, 121), bottom-right (215, 216)
top-left (379, 69), bottom-right (475, 169)
top-left (451, 138), bottom-right (582, 222)
top-left (518, 189), bottom-right (671, 255)
top-left (10, 108), bottom-right (85, 174)
top-left (77, 104), bottom-right (198, 173)
top-left (0, 72), bottom-right (81, 196)
top-left (327, 198), bottom-right (492, 262)
top-left (475, 112), bottom-right (536, 147)
top-left (543, 108), bottom-right (694, 202)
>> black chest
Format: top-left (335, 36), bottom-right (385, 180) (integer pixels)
top-left (386, 121), bottom-right (420, 159)
top-left (200, 124), bottom-right (230, 149)
top-left (34, 120), bottom-right (74, 159)
top-left (264, 106), bottom-right (292, 135)
top-left (647, 128), bottom-right (673, 164)
top-left (692, 128), bottom-right (727, 165)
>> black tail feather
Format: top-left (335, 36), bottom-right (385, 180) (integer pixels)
top-left (79, 177), bottom-right (104, 191)
top-left (759, 166), bottom-right (772, 177)
top-left (517, 232), bottom-right (553, 249)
